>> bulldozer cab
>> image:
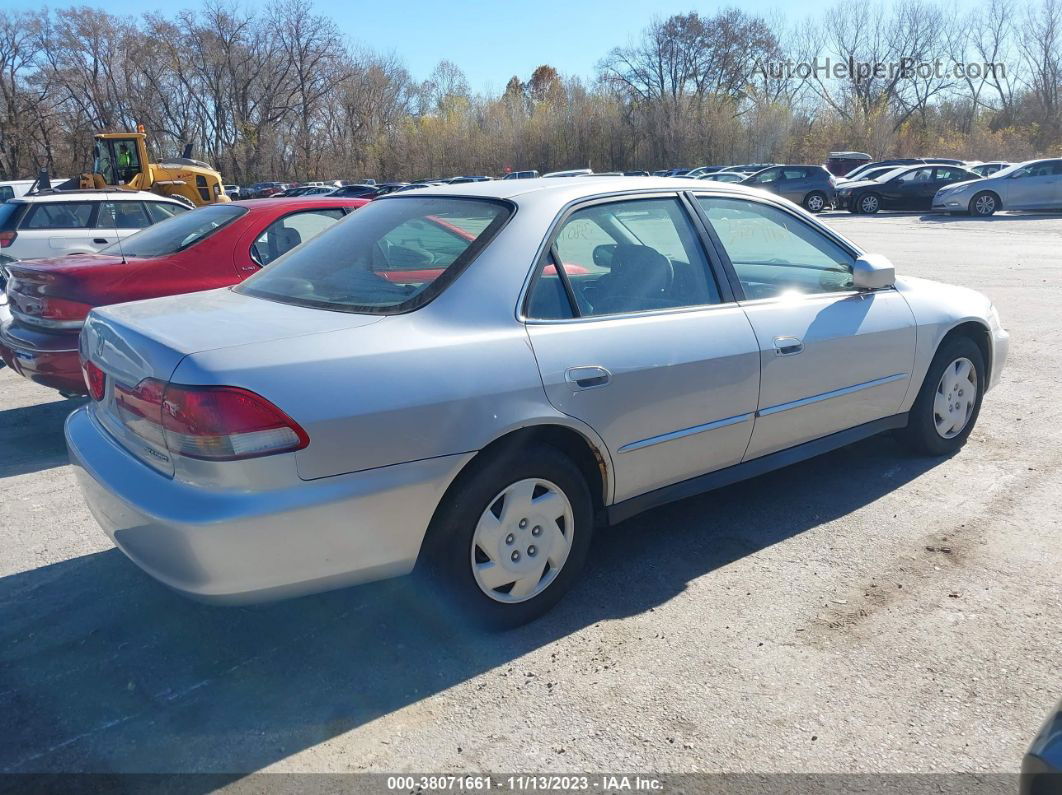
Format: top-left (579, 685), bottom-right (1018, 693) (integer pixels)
top-left (93, 134), bottom-right (148, 187)
top-left (81, 128), bottom-right (229, 207)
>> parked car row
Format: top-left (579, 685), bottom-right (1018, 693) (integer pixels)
top-left (0, 196), bottom-right (368, 394)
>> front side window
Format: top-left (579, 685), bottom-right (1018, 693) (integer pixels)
top-left (897, 168), bottom-right (933, 184)
top-left (96, 201), bottom-right (151, 230)
top-left (527, 197), bottom-right (720, 319)
top-left (101, 204), bottom-right (247, 258)
top-left (24, 202), bottom-right (94, 229)
top-left (237, 197), bottom-right (511, 314)
top-left (751, 168), bottom-right (781, 184)
top-left (251, 209), bottom-right (346, 266)
top-left (145, 202), bottom-right (188, 224)
top-left (697, 196), bottom-right (854, 300)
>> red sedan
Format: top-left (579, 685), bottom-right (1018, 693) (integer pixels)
top-left (0, 197), bottom-right (367, 395)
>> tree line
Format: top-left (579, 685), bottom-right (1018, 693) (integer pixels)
top-left (1, 0), bottom-right (1060, 183)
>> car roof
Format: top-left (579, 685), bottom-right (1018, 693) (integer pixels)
top-left (229, 197), bottom-right (368, 209)
top-left (10, 189), bottom-right (182, 204)
top-left (377, 175), bottom-right (757, 205)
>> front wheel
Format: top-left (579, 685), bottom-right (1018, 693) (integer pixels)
top-left (970, 191), bottom-right (998, 216)
top-left (900, 336), bottom-right (985, 456)
top-left (857, 193), bottom-right (881, 214)
top-left (421, 443), bottom-right (594, 629)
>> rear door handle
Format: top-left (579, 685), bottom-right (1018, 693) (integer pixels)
top-left (565, 366), bottom-right (611, 389)
top-left (774, 336), bottom-right (804, 356)
top-left (93, 238), bottom-right (109, 244)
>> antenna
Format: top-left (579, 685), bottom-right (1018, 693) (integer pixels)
top-left (109, 198), bottom-right (127, 265)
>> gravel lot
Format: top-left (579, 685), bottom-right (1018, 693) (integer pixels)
top-left (0, 210), bottom-right (1059, 777)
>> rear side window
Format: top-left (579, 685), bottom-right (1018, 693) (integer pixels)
top-left (251, 209), bottom-right (346, 266)
top-left (237, 197), bottom-right (511, 314)
top-left (0, 187), bottom-right (13, 202)
top-left (527, 197), bottom-right (720, 319)
top-left (24, 202), bottom-right (94, 229)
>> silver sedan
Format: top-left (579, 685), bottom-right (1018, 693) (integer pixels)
top-left (934, 158), bottom-right (1062, 215)
top-left (67, 177), bottom-right (1009, 627)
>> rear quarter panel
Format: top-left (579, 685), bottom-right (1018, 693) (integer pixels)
top-left (171, 313), bottom-right (612, 487)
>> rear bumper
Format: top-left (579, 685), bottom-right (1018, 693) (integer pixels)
top-left (0, 320), bottom-right (83, 393)
top-left (66, 407), bottom-right (473, 604)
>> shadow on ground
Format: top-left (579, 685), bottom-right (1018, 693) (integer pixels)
top-left (0, 432), bottom-right (941, 780)
top-left (0, 397), bottom-right (85, 478)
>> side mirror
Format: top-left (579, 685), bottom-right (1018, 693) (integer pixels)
top-left (852, 253), bottom-right (895, 290)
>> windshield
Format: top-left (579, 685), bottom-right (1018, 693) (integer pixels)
top-left (102, 205), bottom-right (247, 258)
top-left (871, 167), bottom-right (908, 183)
top-left (236, 196), bottom-right (512, 314)
top-left (990, 162), bottom-right (1025, 178)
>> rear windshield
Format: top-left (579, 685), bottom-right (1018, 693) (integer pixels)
top-left (103, 205), bottom-right (247, 258)
top-left (236, 196), bottom-right (512, 314)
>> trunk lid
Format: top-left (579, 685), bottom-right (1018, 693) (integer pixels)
top-left (82, 288), bottom-right (383, 476)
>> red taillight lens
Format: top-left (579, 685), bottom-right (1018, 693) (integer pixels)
top-left (81, 359), bottom-right (106, 401)
top-left (0, 230), bottom-right (15, 248)
top-left (113, 379), bottom-right (308, 461)
top-left (11, 290), bottom-right (92, 330)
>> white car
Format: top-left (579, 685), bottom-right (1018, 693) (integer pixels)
top-left (0, 190), bottom-right (189, 263)
top-left (0, 178), bottom-right (70, 202)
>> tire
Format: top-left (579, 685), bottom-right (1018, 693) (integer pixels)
top-left (900, 336), bottom-right (985, 456)
top-left (803, 191), bottom-right (827, 213)
top-left (857, 192), bottom-right (881, 214)
top-left (419, 443), bottom-right (594, 629)
top-left (969, 191), bottom-right (999, 217)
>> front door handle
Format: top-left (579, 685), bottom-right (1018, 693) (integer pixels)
top-left (565, 366), bottom-right (611, 389)
top-left (774, 336), bottom-right (804, 356)
top-left (93, 238), bottom-right (109, 244)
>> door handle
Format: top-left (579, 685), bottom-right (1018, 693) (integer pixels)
top-left (93, 238), bottom-right (109, 244)
top-left (565, 366), bottom-right (611, 389)
top-left (773, 336), bottom-right (804, 356)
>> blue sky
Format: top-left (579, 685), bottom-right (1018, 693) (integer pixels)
top-left (7, 0), bottom-right (804, 90)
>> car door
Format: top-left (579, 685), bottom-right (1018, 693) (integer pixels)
top-left (20, 201), bottom-right (97, 256)
top-left (95, 201), bottom-right (154, 249)
top-left (523, 194), bottom-right (761, 503)
top-left (777, 168), bottom-right (809, 203)
top-left (884, 167), bottom-right (935, 209)
top-left (694, 194), bottom-right (916, 459)
top-left (1002, 161), bottom-right (1062, 209)
top-left (748, 167), bottom-right (783, 196)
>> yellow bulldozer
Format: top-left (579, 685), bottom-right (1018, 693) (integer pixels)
top-left (79, 127), bottom-right (231, 207)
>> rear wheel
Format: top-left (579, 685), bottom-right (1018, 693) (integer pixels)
top-left (803, 191), bottom-right (827, 213)
top-left (970, 191), bottom-right (998, 216)
top-left (421, 443), bottom-right (593, 629)
top-left (901, 336), bottom-right (985, 456)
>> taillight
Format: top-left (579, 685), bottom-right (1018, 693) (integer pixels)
top-left (11, 293), bottom-right (92, 330)
top-left (81, 359), bottom-right (106, 401)
top-left (0, 230), bottom-right (15, 248)
top-left (114, 379), bottom-right (308, 461)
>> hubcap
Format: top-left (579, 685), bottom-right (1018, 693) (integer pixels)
top-left (807, 194), bottom-right (824, 211)
top-left (975, 195), bottom-right (995, 215)
top-left (933, 357), bottom-right (977, 439)
top-left (861, 195), bottom-right (879, 212)
top-left (471, 478), bottom-right (574, 603)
